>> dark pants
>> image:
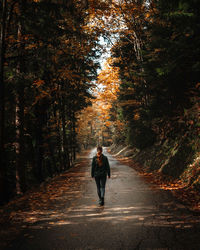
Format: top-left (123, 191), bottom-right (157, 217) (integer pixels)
top-left (95, 176), bottom-right (107, 199)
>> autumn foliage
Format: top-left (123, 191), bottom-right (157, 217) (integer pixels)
top-left (0, 0), bottom-right (105, 203)
top-left (0, 0), bottom-right (199, 205)
top-left (79, 0), bottom-right (200, 202)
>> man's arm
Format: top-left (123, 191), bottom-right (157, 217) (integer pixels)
top-left (91, 157), bottom-right (95, 178)
top-left (105, 156), bottom-right (110, 178)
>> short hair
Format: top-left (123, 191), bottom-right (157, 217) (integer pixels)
top-left (97, 146), bottom-right (103, 152)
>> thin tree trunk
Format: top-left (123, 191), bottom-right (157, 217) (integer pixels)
top-left (69, 109), bottom-right (73, 166)
top-left (0, 0), bottom-right (8, 203)
top-left (15, 9), bottom-right (27, 193)
top-left (60, 98), bottom-right (70, 170)
top-left (57, 114), bottom-right (64, 171)
top-left (34, 103), bottom-right (45, 183)
top-left (15, 90), bottom-right (26, 193)
top-left (47, 109), bottom-right (58, 175)
top-left (53, 105), bottom-right (63, 172)
top-left (72, 111), bottom-right (76, 161)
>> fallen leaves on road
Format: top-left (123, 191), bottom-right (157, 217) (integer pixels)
top-left (0, 151), bottom-right (90, 249)
top-left (117, 156), bottom-right (200, 212)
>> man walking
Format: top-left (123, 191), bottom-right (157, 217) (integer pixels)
top-left (91, 146), bottom-right (111, 206)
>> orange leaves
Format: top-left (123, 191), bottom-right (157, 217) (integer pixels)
top-left (0, 159), bottom-right (89, 240)
top-left (117, 155), bottom-right (200, 212)
top-left (134, 113), bottom-right (140, 121)
top-left (76, 103), bottom-right (98, 141)
top-left (77, 58), bottom-right (120, 143)
top-left (145, 12), bottom-right (151, 18)
top-left (32, 79), bottom-right (53, 106)
top-left (97, 59), bottom-right (120, 100)
top-left (105, 121), bottom-right (111, 127)
top-left (33, 79), bottom-right (45, 88)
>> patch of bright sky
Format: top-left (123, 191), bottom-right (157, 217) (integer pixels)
top-left (91, 36), bottom-right (113, 93)
top-left (97, 36), bottom-right (111, 74)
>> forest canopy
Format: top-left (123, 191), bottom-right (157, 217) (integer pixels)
top-left (0, 0), bottom-right (199, 204)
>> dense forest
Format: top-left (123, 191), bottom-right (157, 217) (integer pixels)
top-left (0, 0), bottom-right (199, 205)
top-left (109, 0), bottom-right (200, 192)
top-left (0, 0), bottom-right (103, 203)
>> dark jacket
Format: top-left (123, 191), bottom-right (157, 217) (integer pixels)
top-left (91, 154), bottom-right (110, 178)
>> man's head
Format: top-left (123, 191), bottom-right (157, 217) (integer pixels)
top-left (97, 146), bottom-right (103, 154)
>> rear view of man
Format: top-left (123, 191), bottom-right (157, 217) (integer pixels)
top-left (91, 146), bottom-right (111, 206)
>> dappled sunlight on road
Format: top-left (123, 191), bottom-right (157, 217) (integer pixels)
top-left (18, 148), bottom-right (200, 234)
top-left (1, 149), bottom-right (200, 250)
top-left (21, 200), bottom-right (200, 232)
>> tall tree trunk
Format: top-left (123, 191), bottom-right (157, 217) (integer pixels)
top-left (57, 113), bottom-right (64, 171)
top-left (0, 0), bottom-right (8, 203)
top-left (34, 103), bottom-right (45, 183)
top-left (46, 107), bottom-right (58, 176)
top-left (15, 5), bottom-right (27, 193)
top-left (60, 98), bottom-right (70, 170)
top-left (69, 109), bottom-right (73, 166)
top-left (15, 87), bottom-right (26, 193)
top-left (46, 109), bottom-right (58, 175)
top-left (53, 104), bottom-right (63, 172)
top-left (72, 111), bottom-right (76, 161)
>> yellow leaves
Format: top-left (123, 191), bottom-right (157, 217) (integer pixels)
top-left (77, 57), bottom-right (120, 142)
top-left (97, 59), bottom-right (120, 100)
top-left (82, 24), bottom-right (93, 34)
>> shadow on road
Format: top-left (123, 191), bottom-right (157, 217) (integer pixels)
top-left (1, 148), bottom-right (200, 250)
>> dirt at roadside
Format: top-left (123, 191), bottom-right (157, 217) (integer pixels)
top-left (108, 147), bottom-right (200, 213)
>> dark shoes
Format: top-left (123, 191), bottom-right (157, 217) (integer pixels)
top-left (99, 197), bottom-right (104, 206)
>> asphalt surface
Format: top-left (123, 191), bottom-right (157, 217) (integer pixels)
top-left (4, 148), bottom-right (200, 250)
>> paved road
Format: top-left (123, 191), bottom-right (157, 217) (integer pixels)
top-left (5, 148), bottom-right (200, 250)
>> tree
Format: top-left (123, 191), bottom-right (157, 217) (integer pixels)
top-left (0, 0), bottom-right (103, 203)
top-left (0, 0), bottom-right (8, 202)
